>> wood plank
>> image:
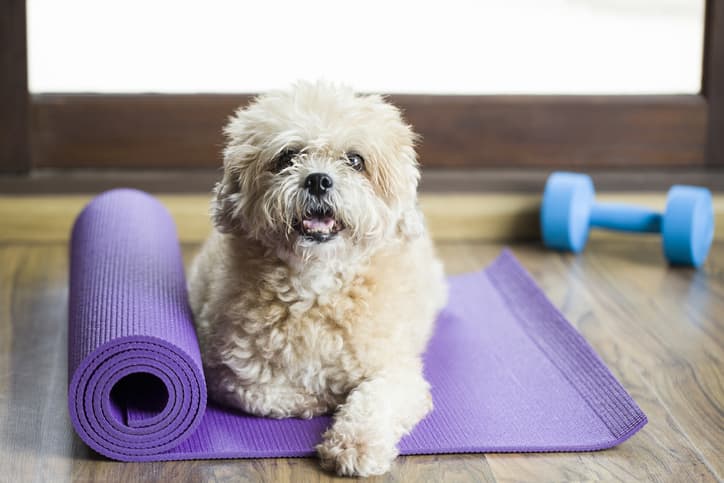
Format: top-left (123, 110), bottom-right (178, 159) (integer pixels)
top-left (394, 95), bottom-right (707, 169)
top-left (704, 0), bottom-right (724, 166)
top-left (1, 193), bottom-right (723, 244)
top-left (0, 0), bottom-right (30, 173)
top-left (30, 94), bottom-right (707, 169)
top-left (0, 246), bottom-right (21, 397)
top-left (0, 245), bottom-right (75, 481)
top-left (68, 454), bottom-right (496, 482)
top-left (580, 245), bottom-right (724, 478)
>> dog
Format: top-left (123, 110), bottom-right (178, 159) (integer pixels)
top-left (188, 81), bottom-right (447, 476)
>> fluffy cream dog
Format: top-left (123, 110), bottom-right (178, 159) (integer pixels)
top-left (188, 81), bottom-right (447, 476)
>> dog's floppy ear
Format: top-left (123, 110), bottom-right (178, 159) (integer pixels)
top-left (212, 104), bottom-right (255, 234)
top-left (211, 169), bottom-right (242, 234)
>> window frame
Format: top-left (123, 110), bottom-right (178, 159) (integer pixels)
top-left (2, 0), bottom-right (722, 174)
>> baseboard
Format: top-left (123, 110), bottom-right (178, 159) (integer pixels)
top-left (2, 168), bottom-right (724, 194)
top-left (1, 193), bottom-right (722, 243)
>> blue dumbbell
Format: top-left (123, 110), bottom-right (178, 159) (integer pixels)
top-left (541, 172), bottom-right (714, 267)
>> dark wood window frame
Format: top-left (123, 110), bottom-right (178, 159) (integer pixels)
top-left (2, 1), bottom-right (723, 185)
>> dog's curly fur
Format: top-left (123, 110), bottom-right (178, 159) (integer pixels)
top-left (188, 81), bottom-right (447, 476)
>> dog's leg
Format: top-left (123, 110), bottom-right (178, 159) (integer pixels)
top-left (316, 361), bottom-right (432, 476)
top-left (207, 366), bottom-right (332, 419)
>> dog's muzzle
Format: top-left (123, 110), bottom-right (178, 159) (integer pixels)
top-left (294, 173), bottom-right (343, 242)
top-left (295, 205), bottom-right (343, 243)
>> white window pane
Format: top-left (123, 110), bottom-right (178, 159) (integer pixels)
top-left (27, 0), bottom-right (705, 94)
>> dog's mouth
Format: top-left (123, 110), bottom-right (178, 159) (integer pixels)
top-left (295, 208), bottom-right (343, 243)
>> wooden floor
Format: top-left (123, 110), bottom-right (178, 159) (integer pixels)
top-left (0, 219), bottom-right (722, 481)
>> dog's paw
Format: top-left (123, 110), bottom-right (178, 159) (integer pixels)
top-left (316, 428), bottom-right (398, 477)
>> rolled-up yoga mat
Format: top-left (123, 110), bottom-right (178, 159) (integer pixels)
top-left (68, 189), bottom-right (647, 462)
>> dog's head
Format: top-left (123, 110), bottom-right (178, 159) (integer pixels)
top-left (213, 81), bottom-right (423, 258)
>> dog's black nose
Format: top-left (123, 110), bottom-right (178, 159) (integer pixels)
top-left (305, 173), bottom-right (334, 197)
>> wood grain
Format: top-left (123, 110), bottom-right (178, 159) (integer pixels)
top-left (704, 0), bottom-right (724, 166)
top-left (0, 0), bottom-right (29, 173)
top-left (30, 94), bottom-right (707, 170)
top-left (476, 245), bottom-right (723, 482)
top-left (1, 193), bottom-right (723, 244)
top-left (393, 95), bottom-right (707, 169)
top-left (1, 199), bottom-right (722, 482)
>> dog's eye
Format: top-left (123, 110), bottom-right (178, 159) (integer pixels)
top-left (345, 152), bottom-right (365, 172)
top-left (274, 149), bottom-right (298, 172)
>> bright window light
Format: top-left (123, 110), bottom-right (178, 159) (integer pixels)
top-left (27, 0), bottom-right (705, 94)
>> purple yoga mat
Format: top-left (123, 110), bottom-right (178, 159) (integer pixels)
top-left (68, 189), bottom-right (647, 462)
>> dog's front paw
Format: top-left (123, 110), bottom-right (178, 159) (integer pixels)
top-left (316, 427), bottom-right (398, 477)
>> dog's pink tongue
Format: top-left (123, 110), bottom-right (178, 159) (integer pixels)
top-left (303, 217), bottom-right (335, 233)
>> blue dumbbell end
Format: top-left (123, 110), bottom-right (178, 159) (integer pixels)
top-left (662, 186), bottom-right (714, 267)
top-left (541, 172), bottom-right (595, 253)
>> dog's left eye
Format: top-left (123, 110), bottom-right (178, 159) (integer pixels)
top-left (274, 149), bottom-right (298, 172)
top-left (345, 152), bottom-right (365, 172)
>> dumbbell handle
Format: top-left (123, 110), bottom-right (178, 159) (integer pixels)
top-left (590, 202), bottom-right (662, 233)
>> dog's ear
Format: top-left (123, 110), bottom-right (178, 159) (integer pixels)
top-left (211, 170), bottom-right (242, 234)
top-left (212, 103), bottom-right (256, 234)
